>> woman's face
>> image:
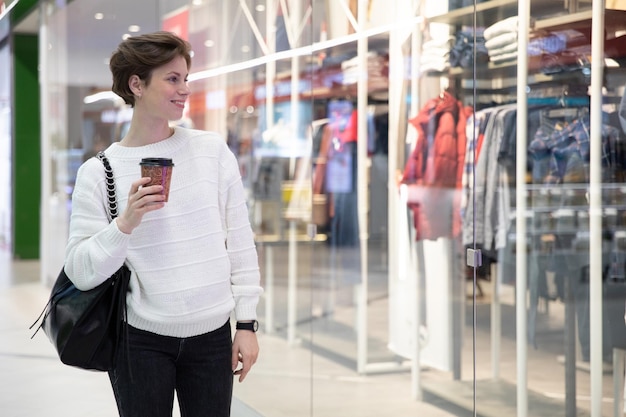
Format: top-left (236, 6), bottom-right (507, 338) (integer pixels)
top-left (138, 55), bottom-right (190, 121)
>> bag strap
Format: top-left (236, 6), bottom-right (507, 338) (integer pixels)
top-left (96, 151), bottom-right (119, 220)
top-left (96, 152), bottom-right (131, 371)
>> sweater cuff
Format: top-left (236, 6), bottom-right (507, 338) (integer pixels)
top-left (234, 297), bottom-right (260, 321)
top-left (105, 219), bottom-right (132, 258)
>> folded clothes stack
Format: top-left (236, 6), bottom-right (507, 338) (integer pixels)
top-left (449, 27), bottom-right (489, 69)
top-left (528, 29), bottom-right (590, 73)
top-left (341, 51), bottom-right (388, 86)
top-left (485, 16), bottom-right (600, 74)
top-left (420, 36), bottom-right (455, 73)
top-left (484, 16), bottom-right (519, 65)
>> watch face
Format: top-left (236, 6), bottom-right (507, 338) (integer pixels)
top-left (253, 320), bottom-right (259, 331)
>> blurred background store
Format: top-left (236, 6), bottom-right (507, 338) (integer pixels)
top-left (2, 0), bottom-right (626, 416)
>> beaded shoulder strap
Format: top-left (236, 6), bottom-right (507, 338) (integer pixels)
top-left (96, 151), bottom-right (119, 220)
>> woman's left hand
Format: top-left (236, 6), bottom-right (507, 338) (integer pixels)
top-left (232, 330), bottom-right (259, 382)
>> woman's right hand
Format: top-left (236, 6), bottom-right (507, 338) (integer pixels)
top-left (116, 177), bottom-right (165, 234)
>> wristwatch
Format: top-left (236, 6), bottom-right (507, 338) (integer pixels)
top-left (236, 320), bottom-right (259, 332)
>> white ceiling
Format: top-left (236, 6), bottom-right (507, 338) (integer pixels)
top-left (13, 0), bottom-right (175, 87)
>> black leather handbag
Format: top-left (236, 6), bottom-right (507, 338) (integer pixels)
top-left (31, 151), bottom-right (130, 371)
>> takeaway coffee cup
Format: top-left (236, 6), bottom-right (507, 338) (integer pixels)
top-left (140, 158), bottom-right (174, 202)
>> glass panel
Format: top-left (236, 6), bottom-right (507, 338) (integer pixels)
top-left (0, 40), bottom-right (10, 252)
top-left (521, 3), bottom-right (626, 416)
top-left (40, 0), bottom-right (163, 283)
top-left (457, 0), bottom-right (625, 416)
top-left (399, 0), bottom-right (471, 409)
top-left (41, 0), bottom-right (316, 415)
top-left (414, 0), bottom-right (626, 416)
top-left (41, 0), bottom-right (71, 284)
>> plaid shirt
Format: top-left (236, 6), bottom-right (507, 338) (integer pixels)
top-left (528, 115), bottom-right (619, 183)
top-left (461, 110), bottom-right (493, 217)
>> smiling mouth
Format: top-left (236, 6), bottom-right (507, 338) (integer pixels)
top-left (172, 100), bottom-right (186, 107)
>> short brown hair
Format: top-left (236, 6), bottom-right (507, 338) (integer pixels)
top-left (109, 31), bottom-right (192, 107)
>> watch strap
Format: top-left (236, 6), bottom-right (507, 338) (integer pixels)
top-left (236, 320), bottom-right (258, 332)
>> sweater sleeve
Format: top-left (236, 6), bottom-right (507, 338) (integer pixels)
top-left (64, 158), bottom-right (132, 291)
top-left (218, 145), bottom-right (263, 321)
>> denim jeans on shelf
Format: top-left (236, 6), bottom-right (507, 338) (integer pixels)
top-left (108, 321), bottom-right (233, 417)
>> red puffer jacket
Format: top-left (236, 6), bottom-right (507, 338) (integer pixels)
top-left (401, 92), bottom-right (469, 240)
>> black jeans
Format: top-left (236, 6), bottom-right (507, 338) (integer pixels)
top-left (109, 321), bottom-right (233, 417)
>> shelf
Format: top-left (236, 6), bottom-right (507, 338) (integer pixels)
top-left (427, 0), bottom-right (571, 27)
top-left (419, 2), bottom-right (626, 88)
top-left (448, 62), bottom-right (517, 79)
top-left (426, 0), bottom-right (626, 33)
top-left (534, 8), bottom-right (626, 31)
top-left (451, 69), bottom-right (589, 91)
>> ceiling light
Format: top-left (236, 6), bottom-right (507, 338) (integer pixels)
top-left (94, 13), bottom-right (104, 20)
top-left (128, 25), bottom-right (141, 33)
top-left (204, 40), bottom-right (215, 48)
top-left (256, 5), bottom-right (265, 12)
top-left (192, 0), bottom-right (203, 5)
top-left (83, 91), bottom-right (123, 104)
top-left (122, 34), bottom-right (131, 40)
top-left (241, 45), bottom-right (250, 53)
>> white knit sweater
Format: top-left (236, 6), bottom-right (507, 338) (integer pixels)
top-left (65, 127), bottom-right (262, 338)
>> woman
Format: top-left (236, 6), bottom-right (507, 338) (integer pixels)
top-left (64, 31), bottom-right (262, 417)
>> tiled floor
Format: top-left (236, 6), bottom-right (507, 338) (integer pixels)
top-left (3, 247), bottom-right (622, 416)
top-left (0, 252), bottom-right (460, 417)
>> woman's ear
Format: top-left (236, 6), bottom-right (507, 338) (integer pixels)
top-left (129, 75), bottom-right (143, 97)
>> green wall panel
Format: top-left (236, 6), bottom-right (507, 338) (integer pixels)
top-left (10, 0), bottom-right (39, 25)
top-left (13, 33), bottom-right (40, 259)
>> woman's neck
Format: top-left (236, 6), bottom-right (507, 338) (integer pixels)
top-left (119, 118), bottom-right (174, 147)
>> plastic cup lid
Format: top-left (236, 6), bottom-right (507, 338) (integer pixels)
top-left (139, 158), bottom-right (174, 166)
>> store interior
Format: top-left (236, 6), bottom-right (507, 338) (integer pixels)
top-left (3, 0), bottom-right (626, 416)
